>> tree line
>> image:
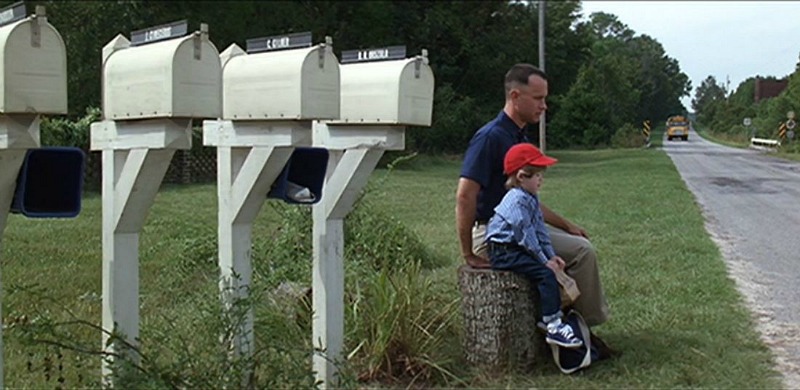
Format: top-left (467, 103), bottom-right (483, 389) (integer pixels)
top-left (10, 0), bottom-right (691, 152)
top-left (691, 63), bottom-right (800, 148)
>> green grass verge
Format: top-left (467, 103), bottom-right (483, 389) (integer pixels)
top-left (694, 126), bottom-right (800, 162)
top-left (1, 148), bottom-right (782, 388)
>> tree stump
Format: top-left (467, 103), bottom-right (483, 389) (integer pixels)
top-left (457, 265), bottom-right (546, 372)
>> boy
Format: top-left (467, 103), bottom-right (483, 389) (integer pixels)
top-left (485, 143), bottom-right (582, 348)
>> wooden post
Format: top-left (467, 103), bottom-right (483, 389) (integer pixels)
top-left (457, 265), bottom-right (546, 372)
top-left (311, 123), bottom-right (402, 386)
top-left (0, 114), bottom-right (42, 387)
top-left (203, 120), bottom-right (310, 374)
top-left (309, 47), bottom-right (434, 387)
top-left (0, 149), bottom-right (28, 389)
top-left (91, 118), bottom-right (192, 379)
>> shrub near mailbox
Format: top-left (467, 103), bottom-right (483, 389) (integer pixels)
top-left (337, 46), bottom-right (434, 126)
top-left (222, 32), bottom-right (339, 120)
top-left (103, 20), bottom-right (222, 120)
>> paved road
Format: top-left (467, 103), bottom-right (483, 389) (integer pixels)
top-left (664, 129), bottom-right (800, 388)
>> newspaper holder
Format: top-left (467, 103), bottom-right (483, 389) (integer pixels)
top-left (11, 146), bottom-right (85, 218)
top-left (268, 147), bottom-right (329, 204)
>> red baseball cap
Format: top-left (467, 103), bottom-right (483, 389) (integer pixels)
top-left (503, 143), bottom-right (557, 175)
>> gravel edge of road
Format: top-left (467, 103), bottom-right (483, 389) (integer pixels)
top-left (699, 206), bottom-right (799, 389)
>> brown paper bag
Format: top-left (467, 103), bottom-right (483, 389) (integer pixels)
top-left (554, 268), bottom-right (580, 308)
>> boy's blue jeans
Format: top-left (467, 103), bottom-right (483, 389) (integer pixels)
top-left (489, 242), bottom-right (562, 321)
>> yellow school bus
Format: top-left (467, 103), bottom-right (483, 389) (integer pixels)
top-left (666, 115), bottom-right (689, 141)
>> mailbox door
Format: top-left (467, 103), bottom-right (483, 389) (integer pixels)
top-left (397, 60), bottom-right (434, 127)
top-left (104, 43), bottom-right (174, 119)
top-left (339, 62), bottom-right (401, 124)
top-left (223, 52), bottom-right (303, 119)
top-left (0, 20), bottom-right (67, 114)
top-left (300, 48), bottom-right (339, 119)
top-left (104, 36), bottom-right (221, 120)
top-left (173, 39), bottom-right (222, 118)
top-left (222, 45), bottom-right (339, 120)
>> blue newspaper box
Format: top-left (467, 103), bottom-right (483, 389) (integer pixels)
top-left (268, 147), bottom-right (328, 204)
top-left (11, 147), bottom-right (85, 218)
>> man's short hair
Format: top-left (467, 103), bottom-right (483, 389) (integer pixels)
top-left (504, 63), bottom-right (548, 95)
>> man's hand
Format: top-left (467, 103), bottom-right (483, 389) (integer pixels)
top-left (465, 253), bottom-right (491, 269)
top-left (541, 204), bottom-right (590, 239)
top-left (564, 222), bottom-right (589, 239)
top-left (546, 256), bottom-right (565, 272)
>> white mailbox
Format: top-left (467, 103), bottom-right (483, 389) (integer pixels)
top-left (336, 46), bottom-right (434, 126)
top-left (222, 33), bottom-right (339, 120)
top-left (103, 21), bottom-right (221, 120)
top-left (0, 4), bottom-right (67, 114)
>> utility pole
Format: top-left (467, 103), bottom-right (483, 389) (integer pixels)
top-left (538, 0), bottom-right (546, 152)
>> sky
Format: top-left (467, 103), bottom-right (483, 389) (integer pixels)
top-left (579, 1), bottom-right (800, 111)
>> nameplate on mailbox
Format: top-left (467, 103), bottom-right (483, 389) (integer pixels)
top-left (341, 45), bottom-right (406, 64)
top-left (0, 1), bottom-right (26, 28)
top-left (130, 20), bottom-right (189, 46)
top-left (246, 31), bottom-right (313, 54)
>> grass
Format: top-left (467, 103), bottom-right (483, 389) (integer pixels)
top-left (1, 147), bottom-right (783, 388)
top-left (694, 125), bottom-right (800, 162)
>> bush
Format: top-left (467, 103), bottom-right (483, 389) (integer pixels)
top-left (40, 107), bottom-right (101, 149)
top-left (8, 154), bottom-right (457, 388)
top-left (342, 261), bottom-right (461, 386)
top-left (254, 194), bottom-right (443, 289)
top-left (611, 122), bottom-right (645, 148)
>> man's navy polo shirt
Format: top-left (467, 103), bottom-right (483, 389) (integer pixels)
top-left (460, 111), bottom-right (528, 222)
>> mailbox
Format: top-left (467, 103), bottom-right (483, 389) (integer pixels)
top-left (336, 47), bottom-right (434, 126)
top-left (103, 20), bottom-right (221, 120)
top-left (268, 147), bottom-right (329, 204)
top-left (11, 147), bottom-right (85, 218)
top-left (221, 32), bottom-right (339, 120)
top-left (0, 3), bottom-right (67, 114)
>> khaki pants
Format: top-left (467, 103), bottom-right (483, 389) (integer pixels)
top-left (473, 224), bottom-right (609, 327)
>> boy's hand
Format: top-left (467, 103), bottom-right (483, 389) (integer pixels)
top-left (465, 253), bottom-right (491, 269)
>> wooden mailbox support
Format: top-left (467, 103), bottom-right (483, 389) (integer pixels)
top-left (310, 46), bottom-right (434, 387)
top-left (0, 4), bottom-right (67, 386)
top-left (202, 119), bottom-right (311, 357)
top-left (91, 118), bottom-right (192, 370)
top-left (0, 115), bottom-right (39, 388)
top-left (310, 123), bottom-right (405, 386)
top-left (203, 35), bottom-right (339, 385)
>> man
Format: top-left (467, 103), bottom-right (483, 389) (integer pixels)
top-left (455, 63), bottom-right (609, 327)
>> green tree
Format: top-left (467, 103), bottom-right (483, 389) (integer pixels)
top-left (692, 76), bottom-right (727, 125)
top-left (3, 0), bottom-right (687, 152)
top-left (630, 35), bottom-right (690, 121)
top-left (549, 11), bottom-right (689, 148)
